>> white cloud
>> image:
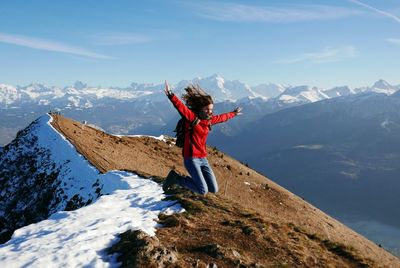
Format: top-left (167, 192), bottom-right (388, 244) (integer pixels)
top-left (193, 3), bottom-right (362, 23)
top-left (278, 46), bottom-right (357, 64)
top-left (90, 33), bottom-right (152, 46)
top-left (387, 38), bottom-right (400, 45)
top-left (0, 32), bottom-right (112, 59)
top-left (348, 0), bottom-right (400, 23)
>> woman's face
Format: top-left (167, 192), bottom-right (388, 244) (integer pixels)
top-left (199, 104), bottom-right (213, 119)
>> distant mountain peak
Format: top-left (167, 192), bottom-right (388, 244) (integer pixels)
top-left (73, 81), bottom-right (87, 90)
top-left (365, 79), bottom-right (398, 95)
top-left (209, 73), bottom-right (224, 80)
top-left (323, 86), bottom-right (353, 98)
top-left (372, 79), bottom-right (392, 89)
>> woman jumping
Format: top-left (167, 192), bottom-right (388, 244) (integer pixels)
top-left (163, 80), bottom-right (242, 195)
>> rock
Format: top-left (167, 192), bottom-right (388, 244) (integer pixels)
top-left (194, 243), bottom-right (225, 259)
top-left (107, 229), bottom-right (178, 267)
top-left (232, 249), bottom-right (241, 258)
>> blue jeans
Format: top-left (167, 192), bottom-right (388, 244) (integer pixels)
top-left (177, 158), bottom-right (218, 195)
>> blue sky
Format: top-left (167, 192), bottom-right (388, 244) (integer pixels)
top-left (1, 0), bottom-right (400, 88)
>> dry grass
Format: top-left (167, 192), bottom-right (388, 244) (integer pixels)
top-left (51, 114), bottom-right (399, 267)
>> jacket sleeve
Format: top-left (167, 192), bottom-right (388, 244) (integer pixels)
top-left (210, 112), bottom-right (236, 125)
top-left (168, 94), bottom-right (197, 121)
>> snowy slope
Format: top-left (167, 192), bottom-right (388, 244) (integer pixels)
top-left (323, 86), bottom-right (354, 98)
top-left (0, 172), bottom-right (181, 267)
top-left (0, 114), bottom-right (182, 267)
top-left (0, 114), bottom-right (111, 229)
top-left (251, 83), bottom-right (286, 99)
top-left (277, 85), bottom-right (329, 104)
top-left (352, 80), bottom-right (399, 95)
top-left (369, 79), bottom-right (398, 95)
top-left (177, 74), bottom-right (256, 102)
top-left (0, 84), bottom-right (20, 107)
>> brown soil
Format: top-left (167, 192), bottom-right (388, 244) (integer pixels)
top-left (51, 114), bottom-right (400, 267)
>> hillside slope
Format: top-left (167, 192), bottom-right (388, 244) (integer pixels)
top-left (51, 114), bottom-right (399, 267)
top-left (0, 114), bottom-right (110, 243)
top-left (0, 114), bottom-right (182, 267)
top-left (215, 92), bottom-right (400, 254)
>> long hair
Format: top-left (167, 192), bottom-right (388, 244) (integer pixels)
top-left (182, 84), bottom-right (213, 113)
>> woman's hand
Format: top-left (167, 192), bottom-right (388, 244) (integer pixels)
top-left (233, 107), bottom-right (243, 115)
top-left (164, 80), bottom-right (173, 96)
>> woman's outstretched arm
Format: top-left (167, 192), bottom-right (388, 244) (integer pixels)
top-left (164, 80), bottom-right (197, 122)
top-left (210, 107), bottom-right (242, 125)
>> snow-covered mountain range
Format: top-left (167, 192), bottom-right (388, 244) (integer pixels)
top-left (1, 75), bottom-right (399, 109)
top-left (1, 75), bottom-right (399, 147)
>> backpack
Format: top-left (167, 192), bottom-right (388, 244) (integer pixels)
top-left (174, 117), bottom-right (199, 148)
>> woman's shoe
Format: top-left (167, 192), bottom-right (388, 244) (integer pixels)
top-left (163, 170), bottom-right (179, 191)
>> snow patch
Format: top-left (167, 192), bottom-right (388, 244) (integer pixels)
top-left (293, 144), bottom-right (324, 150)
top-left (0, 172), bottom-right (183, 267)
top-left (278, 94), bottom-right (298, 103)
top-left (381, 119), bottom-right (391, 132)
top-left (341, 171), bottom-right (359, 180)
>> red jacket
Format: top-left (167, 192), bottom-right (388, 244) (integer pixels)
top-left (169, 94), bottom-right (236, 159)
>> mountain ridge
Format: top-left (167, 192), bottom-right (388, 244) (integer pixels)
top-left (1, 76), bottom-right (399, 109)
top-left (0, 114), bottom-right (138, 243)
top-left (47, 114), bottom-right (399, 266)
